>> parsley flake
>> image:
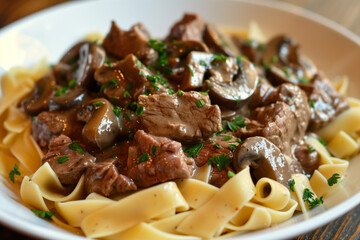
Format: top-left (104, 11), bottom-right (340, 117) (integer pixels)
top-left (57, 156), bottom-right (69, 163)
top-left (212, 54), bottom-right (227, 62)
top-left (227, 116), bottom-right (246, 131)
top-left (9, 164), bottom-right (20, 183)
top-left (208, 153), bottom-right (231, 171)
top-left (318, 138), bottom-right (327, 146)
top-left (302, 188), bottom-right (324, 209)
top-left (184, 143), bottom-right (203, 158)
top-left (289, 179), bottom-right (295, 192)
top-left (136, 106), bottom-right (144, 116)
top-left (200, 60), bottom-right (207, 67)
top-left (222, 135), bottom-right (233, 141)
top-left (327, 173), bottom-right (340, 186)
top-left (152, 145), bottom-right (158, 156)
top-left (136, 153), bottom-right (149, 164)
top-left (31, 209), bottom-right (55, 221)
top-left (271, 55), bottom-right (278, 63)
top-left (236, 56), bottom-right (242, 66)
top-left (187, 64), bottom-right (194, 76)
top-left (177, 89), bottom-right (183, 97)
top-left (68, 79), bottom-right (76, 89)
top-left (306, 146), bottom-right (315, 153)
top-left (68, 141), bottom-right (85, 155)
top-left (309, 100), bottom-right (315, 109)
top-left (113, 105), bottom-right (122, 117)
top-left (196, 99), bottom-right (204, 108)
top-left (298, 77), bottom-right (309, 84)
top-left (228, 144), bottom-right (237, 151)
top-left (283, 66), bottom-right (291, 78)
top-left (214, 143), bottom-right (222, 149)
top-left (227, 170), bottom-right (236, 178)
top-left (92, 101), bottom-right (105, 107)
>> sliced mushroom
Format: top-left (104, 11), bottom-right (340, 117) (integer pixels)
top-left (231, 36), bottom-right (263, 63)
top-left (204, 57), bottom-right (259, 109)
top-left (181, 51), bottom-right (239, 90)
top-left (77, 98), bottom-right (119, 150)
top-left (262, 35), bottom-right (317, 86)
top-left (233, 136), bottom-right (291, 187)
top-left (22, 74), bottom-right (55, 115)
top-left (166, 40), bottom-right (209, 59)
top-left (53, 41), bottom-right (105, 87)
top-left (203, 24), bottom-right (240, 57)
top-left (49, 87), bottom-right (89, 110)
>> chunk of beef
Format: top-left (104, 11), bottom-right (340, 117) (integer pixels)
top-left (239, 102), bottom-right (296, 155)
top-left (32, 110), bottom-right (83, 147)
top-left (209, 166), bottom-right (233, 188)
top-left (300, 73), bottom-right (349, 131)
top-left (127, 130), bottom-right (194, 187)
top-left (240, 84), bottom-right (311, 155)
top-left (41, 135), bottom-right (95, 185)
top-left (94, 141), bottom-right (132, 172)
top-left (166, 13), bottom-right (205, 42)
top-left (293, 144), bottom-right (320, 176)
top-left (102, 22), bottom-right (156, 64)
top-left (138, 91), bottom-right (222, 143)
top-left (94, 54), bottom-right (169, 107)
top-left (85, 158), bottom-right (137, 196)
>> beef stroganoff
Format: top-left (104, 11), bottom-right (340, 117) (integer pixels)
top-left (0, 13), bottom-right (359, 239)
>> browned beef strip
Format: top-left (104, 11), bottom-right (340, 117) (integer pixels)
top-left (239, 84), bottom-right (311, 155)
top-left (32, 110), bottom-right (83, 147)
top-left (138, 91), bottom-right (222, 143)
top-left (127, 130), bottom-right (194, 187)
top-left (299, 73), bottom-right (349, 131)
top-left (94, 54), bottom-right (169, 107)
top-left (166, 13), bottom-right (205, 42)
top-left (84, 158), bottom-right (137, 196)
top-left (41, 135), bottom-right (95, 185)
top-left (102, 22), bottom-right (156, 64)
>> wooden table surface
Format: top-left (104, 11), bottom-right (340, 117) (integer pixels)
top-left (0, 0), bottom-right (359, 239)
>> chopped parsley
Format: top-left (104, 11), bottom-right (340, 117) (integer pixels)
top-left (68, 79), bottom-right (76, 89)
top-left (271, 55), bottom-right (278, 63)
top-left (222, 135), bottom-right (233, 141)
top-left (54, 87), bottom-right (67, 97)
top-left (9, 164), bottom-right (20, 183)
top-left (104, 57), bottom-right (112, 68)
top-left (283, 66), bottom-right (291, 78)
top-left (92, 101), bottom-right (105, 107)
top-left (31, 209), bottom-right (55, 221)
top-left (136, 106), bottom-right (144, 117)
top-left (306, 146), bottom-right (315, 153)
top-left (289, 179), bottom-right (295, 192)
top-left (227, 116), bottom-right (246, 131)
top-left (302, 188), bottom-right (324, 209)
top-left (208, 153), bottom-right (231, 171)
top-left (308, 100), bottom-right (315, 109)
top-left (227, 170), bottom-right (236, 178)
top-left (228, 144), bottom-right (237, 151)
top-left (100, 78), bottom-right (118, 92)
top-left (196, 99), bottom-right (205, 108)
top-left (236, 56), bottom-right (242, 66)
top-left (236, 139), bottom-right (242, 144)
top-left (199, 90), bottom-right (209, 95)
top-left (110, 154), bottom-right (117, 159)
top-left (136, 153), bottom-right (149, 164)
top-left (298, 77), bottom-right (309, 84)
top-left (152, 145), bottom-right (158, 156)
top-left (187, 64), bottom-right (194, 76)
top-left (177, 89), bottom-right (183, 97)
top-left (57, 156), bottom-right (69, 164)
top-left (184, 143), bottom-right (203, 158)
top-left (200, 60), bottom-right (207, 67)
top-left (327, 173), bottom-right (341, 186)
top-left (68, 141), bottom-right (85, 155)
top-left (113, 105), bottom-right (122, 117)
top-left (31, 116), bottom-right (36, 121)
top-left (318, 137), bottom-right (327, 146)
top-left (262, 61), bottom-right (270, 71)
top-left (214, 142), bottom-right (222, 149)
top-left (212, 54), bottom-right (227, 62)
top-left (136, 58), bottom-right (142, 68)
top-left (148, 39), bottom-right (172, 75)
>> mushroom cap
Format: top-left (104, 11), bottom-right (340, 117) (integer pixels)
top-left (77, 98), bottom-right (119, 150)
top-left (233, 136), bottom-right (291, 187)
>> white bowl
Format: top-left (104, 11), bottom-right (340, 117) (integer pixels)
top-left (0, 0), bottom-right (359, 239)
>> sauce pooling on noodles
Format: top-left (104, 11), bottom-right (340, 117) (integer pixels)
top-left (3, 13), bottom-right (357, 239)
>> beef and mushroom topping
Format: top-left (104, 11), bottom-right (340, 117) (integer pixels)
top-left (23, 13), bottom-right (349, 197)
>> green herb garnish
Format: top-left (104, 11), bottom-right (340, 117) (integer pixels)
top-left (236, 56), bottom-right (242, 66)
top-left (152, 145), bottom-right (158, 156)
top-left (212, 54), bottom-right (227, 62)
top-left (222, 135), bottom-right (233, 141)
top-left (68, 79), bottom-right (76, 89)
top-left (306, 146), bottom-right (315, 153)
top-left (136, 106), bottom-right (144, 117)
top-left (68, 141), bottom-right (85, 155)
top-left (227, 170), bottom-right (236, 178)
top-left (31, 209), bottom-right (55, 221)
top-left (283, 66), bottom-right (291, 78)
top-left (228, 144), bottom-right (237, 151)
top-left (298, 77), bottom-right (309, 84)
top-left (327, 173), bottom-right (341, 186)
top-left (318, 138), bottom-right (327, 146)
top-left (208, 153), bottom-right (231, 171)
top-left (187, 64), bottom-right (194, 76)
top-left (271, 55), bottom-right (278, 63)
top-left (9, 164), bottom-right (20, 183)
top-left (136, 153), bottom-right (149, 164)
top-left (227, 116), bottom-right (246, 131)
top-left (196, 99), bottom-right (205, 108)
top-left (302, 188), bottom-right (324, 209)
top-left (289, 179), bottom-right (295, 192)
top-left (177, 89), bottom-right (183, 97)
top-left (113, 105), bottom-right (122, 117)
top-left (57, 156), bottom-right (69, 163)
top-left (184, 143), bottom-right (203, 158)
top-left (214, 143), bottom-right (222, 149)
top-left (308, 100), bottom-right (315, 109)
top-left (92, 101), bottom-right (105, 107)
top-left (200, 60), bottom-right (207, 67)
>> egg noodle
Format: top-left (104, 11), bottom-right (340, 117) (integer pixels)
top-left (1, 24), bottom-right (360, 238)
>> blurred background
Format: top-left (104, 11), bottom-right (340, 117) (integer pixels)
top-left (0, 0), bottom-right (359, 239)
top-left (0, 0), bottom-right (359, 36)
